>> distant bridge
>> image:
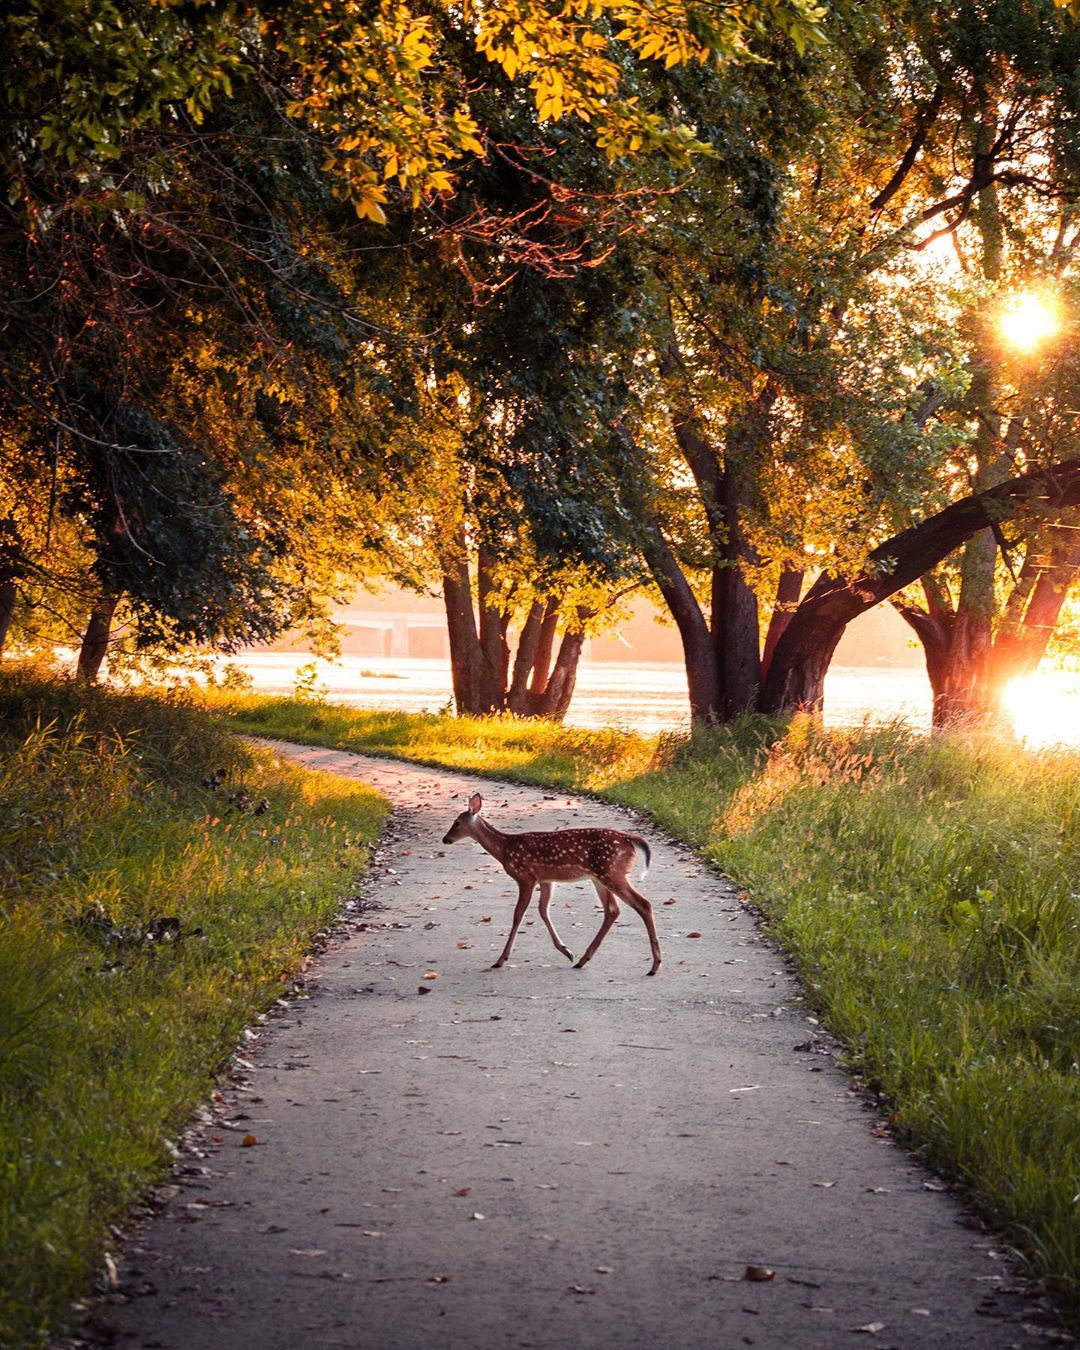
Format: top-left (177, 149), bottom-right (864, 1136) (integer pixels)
top-left (339, 610), bottom-right (449, 658)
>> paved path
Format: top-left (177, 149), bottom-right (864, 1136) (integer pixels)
top-left (93, 743), bottom-right (1049, 1350)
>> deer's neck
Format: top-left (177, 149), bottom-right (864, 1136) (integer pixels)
top-left (471, 816), bottom-right (508, 866)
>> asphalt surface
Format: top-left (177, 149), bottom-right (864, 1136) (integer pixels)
top-left (85, 742), bottom-right (1055, 1350)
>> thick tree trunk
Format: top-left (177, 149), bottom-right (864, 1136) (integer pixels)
top-left (534, 616), bottom-right (589, 723)
top-left (440, 536), bottom-right (504, 715)
top-left (507, 602), bottom-right (546, 715)
top-left (893, 601), bottom-right (956, 729)
top-left (761, 456), bottom-right (1080, 715)
top-left (477, 548), bottom-right (511, 694)
top-left (713, 399), bottom-right (772, 717)
top-left (77, 592), bottom-right (120, 683)
top-left (761, 569), bottom-right (804, 679)
top-left (641, 524), bottom-right (720, 722)
top-left (990, 522), bottom-right (1080, 687)
top-left (528, 603), bottom-right (560, 701)
top-left (0, 577), bottom-right (16, 656)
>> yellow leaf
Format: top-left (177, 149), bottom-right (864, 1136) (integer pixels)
top-left (355, 197), bottom-right (388, 224)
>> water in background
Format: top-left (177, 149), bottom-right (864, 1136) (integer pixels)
top-left (218, 652), bottom-right (1080, 747)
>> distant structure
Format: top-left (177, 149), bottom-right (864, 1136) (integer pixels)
top-left (338, 607), bottom-right (449, 658)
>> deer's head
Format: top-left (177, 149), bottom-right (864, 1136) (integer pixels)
top-left (442, 792), bottom-right (483, 845)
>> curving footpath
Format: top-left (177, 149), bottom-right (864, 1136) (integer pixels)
top-left (82, 741), bottom-right (1057, 1350)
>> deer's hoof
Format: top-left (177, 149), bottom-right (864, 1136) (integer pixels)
top-left (646, 966), bottom-right (660, 976)
top-left (490, 962), bottom-right (505, 971)
top-left (573, 959), bottom-right (589, 970)
top-left (562, 950), bottom-right (575, 963)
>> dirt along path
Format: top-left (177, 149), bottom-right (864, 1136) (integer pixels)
top-left (90, 741), bottom-right (1050, 1350)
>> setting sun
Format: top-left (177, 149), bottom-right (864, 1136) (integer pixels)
top-left (1001, 670), bottom-right (1080, 747)
top-left (997, 290), bottom-right (1061, 353)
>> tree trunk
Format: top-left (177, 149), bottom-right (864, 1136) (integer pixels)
top-left (761, 569), bottom-right (804, 679)
top-left (507, 602), bottom-right (546, 715)
top-left (534, 616), bottom-right (589, 722)
top-left (477, 548), bottom-right (511, 694)
top-left (528, 603), bottom-right (560, 701)
top-left (713, 399), bottom-right (771, 717)
top-left (77, 592), bottom-right (120, 683)
top-left (761, 456), bottom-right (1080, 715)
top-left (0, 577), bottom-right (16, 656)
top-left (990, 522), bottom-right (1080, 688)
top-left (641, 524), bottom-right (720, 722)
top-left (440, 534), bottom-right (504, 715)
top-left (893, 601), bottom-right (955, 729)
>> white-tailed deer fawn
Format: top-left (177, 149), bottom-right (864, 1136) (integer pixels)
top-left (442, 792), bottom-right (662, 975)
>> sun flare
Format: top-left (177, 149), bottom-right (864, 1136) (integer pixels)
top-left (1001, 672), bottom-right (1080, 748)
top-left (997, 290), bottom-right (1060, 354)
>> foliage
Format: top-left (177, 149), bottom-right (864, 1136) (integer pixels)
top-left (0, 669), bottom-right (388, 1346)
top-left (2, 0), bottom-right (826, 222)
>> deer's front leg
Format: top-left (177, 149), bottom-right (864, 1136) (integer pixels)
top-left (492, 879), bottom-right (535, 969)
top-left (537, 882), bottom-right (574, 963)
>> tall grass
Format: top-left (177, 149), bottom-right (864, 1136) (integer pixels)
top-left (0, 670), bottom-right (388, 1346)
top-left (225, 694), bottom-right (1080, 1310)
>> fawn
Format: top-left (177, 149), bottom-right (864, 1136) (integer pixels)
top-left (442, 792), bottom-right (662, 976)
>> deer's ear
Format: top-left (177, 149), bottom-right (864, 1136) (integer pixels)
top-left (468, 792), bottom-right (483, 815)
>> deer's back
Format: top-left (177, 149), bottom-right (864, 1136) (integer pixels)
top-left (502, 827), bottom-right (637, 882)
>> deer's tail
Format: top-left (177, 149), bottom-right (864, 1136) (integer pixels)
top-left (631, 835), bottom-right (651, 878)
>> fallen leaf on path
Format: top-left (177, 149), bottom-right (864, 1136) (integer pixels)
top-left (743, 1266), bottom-right (775, 1282)
top-left (423, 971), bottom-right (438, 980)
top-left (417, 986), bottom-right (431, 995)
top-left (865, 1187), bottom-right (889, 1194)
top-left (241, 1134), bottom-right (258, 1147)
top-left (812, 1181), bottom-right (835, 1188)
top-left (729, 1085), bottom-right (760, 1094)
top-left (536, 1183), bottom-right (558, 1190)
top-left (423, 922), bottom-right (437, 930)
top-left (663, 899), bottom-right (677, 906)
top-left (427, 1274), bottom-right (454, 1283)
top-left (851, 1323), bottom-right (886, 1335)
top-left (595, 1265), bottom-right (614, 1274)
top-left (922, 1180), bottom-right (947, 1192)
top-left (567, 1285), bottom-right (596, 1295)
top-left (289, 1248), bottom-right (327, 1257)
top-left (562, 1027), bottom-right (577, 1033)
top-left (686, 931), bottom-right (702, 938)
top-left (452, 1188), bottom-right (472, 1197)
top-left (457, 941), bottom-right (471, 949)
top-left (470, 1212), bottom-right (485, 1221)
top-left (479, 916), bottom-right (492, 923)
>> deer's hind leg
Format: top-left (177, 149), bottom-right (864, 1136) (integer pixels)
top-left (538, 882), bottom-right (574, 963)
top-left (492, 879), bottom-right (535, 969)
top-left (610, 878), bottom-right (662, 976)
top-left (574, 882), bottom-right (620, 970)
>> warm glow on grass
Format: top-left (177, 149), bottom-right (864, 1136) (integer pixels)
top-left (1002, 670), bottom-right (1080, 747)
top-left (997, 290), bottom-right (1060, 353)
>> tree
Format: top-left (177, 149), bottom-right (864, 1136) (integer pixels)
top-left (595, 0), bottom-right (1080, 723)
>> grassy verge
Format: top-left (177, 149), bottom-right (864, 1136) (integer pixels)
top-left (222, 693), bottom-right (1080, 1310)
top-left (0, 671), bottom-right (388, 1347)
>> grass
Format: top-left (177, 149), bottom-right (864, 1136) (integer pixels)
top-left (222, 693), bottom-right (1080, 1312)
top-left (0, 669), bottom-right (388, 1347)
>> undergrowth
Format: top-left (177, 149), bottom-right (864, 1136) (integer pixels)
top-left (0, 669), bottom-right (388, 1347)
top-left (222, 693), bottom-right (1080, 1312)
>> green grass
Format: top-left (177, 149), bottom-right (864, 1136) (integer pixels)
top-left (0, 670), bottom-right (388, 1347)
top-left (222, 693), bottom-right (1080, 1311)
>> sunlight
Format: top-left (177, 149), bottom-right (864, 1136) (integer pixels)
top-left (997, 289), bottom-right (1060, 354)
top-left (1002, 671), bottom-right (1080, 748)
